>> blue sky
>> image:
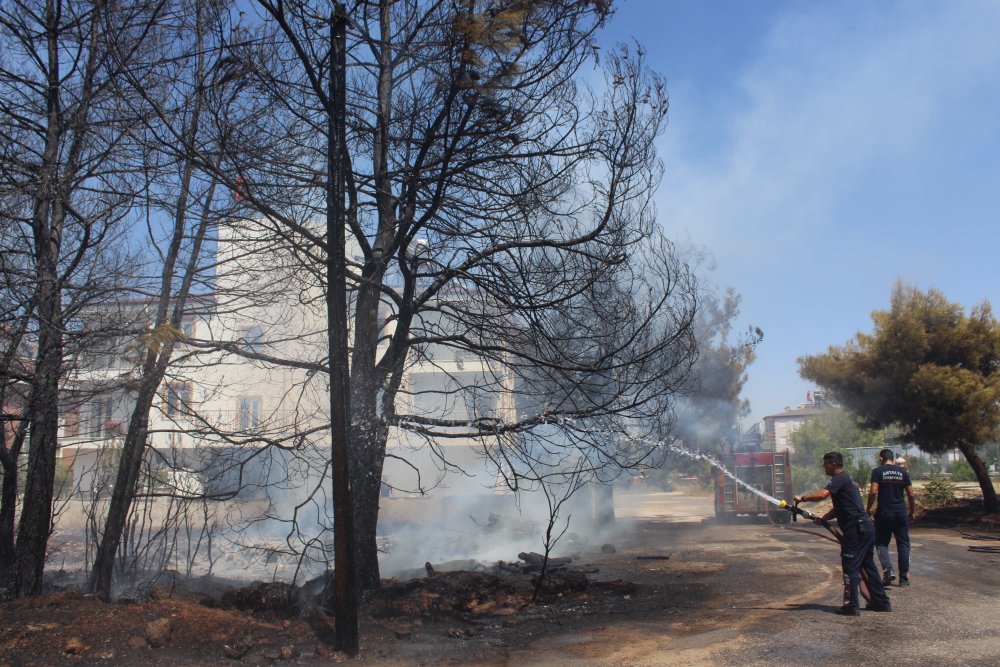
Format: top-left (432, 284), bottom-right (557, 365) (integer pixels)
top-left (599, 0), bottom-right (1000, 427)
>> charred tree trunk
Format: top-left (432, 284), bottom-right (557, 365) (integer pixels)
top-left (956, 439), bottom-right (999, 514)
top-left (324, 4), bottom-right (358, 655)
top-left (10, 0), bottom-right (108, 598)
top-left (88, 377), bottom-right (160, 598)
top-left (0, 422), bottom-right (27, 584)
top-left (0, 310), bottom-right (32, 584)
top-left (351, 0), bottom-right (395, 595)
top-left (12, 267), bottom-right (62, 597)
top-left (12, 7), bottom-right (66, 590)
top-left (349, 411), bottom-right (388, 593)
top-left (348, 221), bottom-right (391, 595)
top-left (87, 10), bottom-right (214, 598)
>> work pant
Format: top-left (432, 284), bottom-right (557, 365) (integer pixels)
top-left (875, 511), bottom-right (910, 577)
top-left (840, 519), bottom-right (890, 609)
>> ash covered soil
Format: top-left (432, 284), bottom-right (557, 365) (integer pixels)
top-left (2, 491), bottom-right (999, 666)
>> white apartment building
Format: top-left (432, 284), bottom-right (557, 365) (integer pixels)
top-left (762, 404), bottom-right (827, 453)
top-left (58, 219), bottom-right (513, 506)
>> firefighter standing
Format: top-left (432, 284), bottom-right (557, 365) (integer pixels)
top-left (794, 451), bottom-right (892, 616)
top-left (867, 448), bottom-right (916, 586)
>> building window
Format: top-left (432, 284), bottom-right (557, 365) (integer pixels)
top-left (465, 384), bottom-right (495, 419)
top-left (239, 396), bottom-right (261, 431)
top-left (63, 405), bottom-right (81, 438)
top-left (182, 319), bottom-right (196, 339)
top-left (240, 326), bottom-right (264, 354)
top-left (84, 338), bottom-right (122, 370)
top-left (90, 398), bottom-right (114, 438)
top-left (165, 382), bottom-right (193, 417)
top-left (410, 372), bottom-right (496, 421)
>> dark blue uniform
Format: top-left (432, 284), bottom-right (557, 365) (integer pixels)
top-left (827, 471), bottom-right (890, 610)
top-left (870, 463), bottom-right (912, 580)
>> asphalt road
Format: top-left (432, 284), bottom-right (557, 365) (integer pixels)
top-left (715, 525), bottom-right (1000, 666)
top-left (509, 491), bottom-right (1000, 667)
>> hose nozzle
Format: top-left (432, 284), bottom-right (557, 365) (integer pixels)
top-left (781, 499), bottom-right (801, 522)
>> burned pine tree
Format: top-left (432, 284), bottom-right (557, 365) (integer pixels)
top-left (85, 0), bottom-right (251, 602)
top-left (0, 0), bottom-right (148, 597)
top-left (202, 0), bottom-right (702, 602)
top-left (0, 236), bottom-right (33, 584)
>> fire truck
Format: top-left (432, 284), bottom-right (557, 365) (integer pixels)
top-left (713, 449), bottom-right (792, 523)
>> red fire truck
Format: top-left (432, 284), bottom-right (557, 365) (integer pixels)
top-left (713, 450), bottom-right (792, 523)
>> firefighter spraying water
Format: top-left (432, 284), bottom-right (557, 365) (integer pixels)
top-left (788, 452), bottom-right (891, 614)
top-left (664, 442), bottom-right (886, 610)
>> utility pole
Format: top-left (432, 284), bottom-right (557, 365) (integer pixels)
top-left (326, 1), bottom-right (358, 655)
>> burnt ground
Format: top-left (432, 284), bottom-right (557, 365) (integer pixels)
top-left (2, 490), bottom-right (999, 666)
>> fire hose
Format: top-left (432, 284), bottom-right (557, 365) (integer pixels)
top-left (778, 500), bottom-right (874, 603)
